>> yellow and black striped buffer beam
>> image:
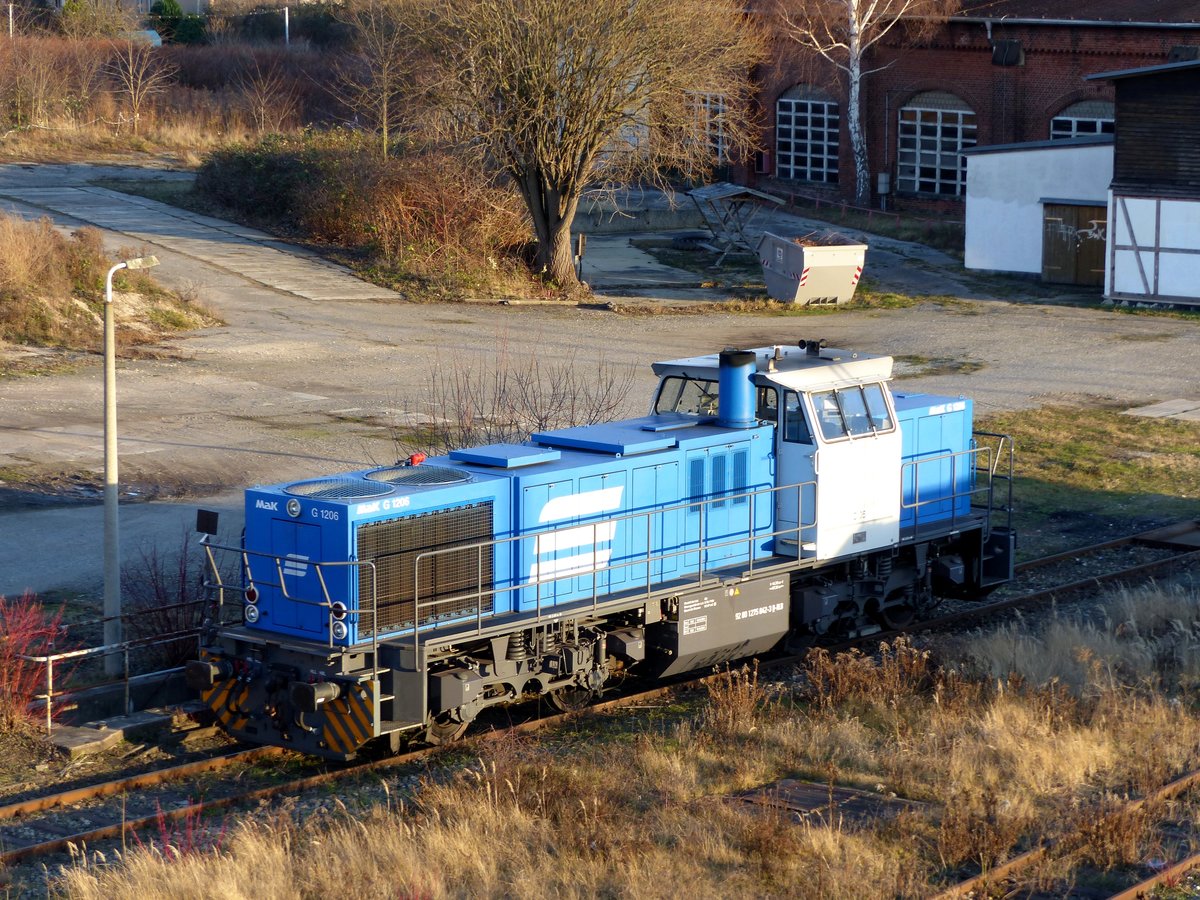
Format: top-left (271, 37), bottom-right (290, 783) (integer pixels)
top-left (202, 679), bottom-right (251, 735)
top-left (321, 681), bottom-right (378, 757)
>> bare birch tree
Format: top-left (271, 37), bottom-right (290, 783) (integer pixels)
top-left (107, 42), bottom-right (177, 135)
top-left (409, 0), bottom-right (765, 288)
top-left (777, 0), bottom-right (960, 205)
top-left (333, 0), bottom-right (415, 160)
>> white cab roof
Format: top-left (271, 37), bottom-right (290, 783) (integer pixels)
top-left (652, 345), bottom-right (893, 392)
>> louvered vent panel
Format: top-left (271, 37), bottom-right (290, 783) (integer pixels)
top-left (733, 449), bottom-right (749, 505)
top-left (711, 454), bottom-right (728, 509)
top-left (356, 502), bottom-right (494, 636)
top-left (688, 457), bottom-right (705, 514)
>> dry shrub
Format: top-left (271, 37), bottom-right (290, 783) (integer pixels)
top-left (937, 787), bottom-right (1035, 871)
top-left (1058, 795), bottom-right (1164, 871)
top-left (361, 154), bottom-right (527, 271)
top-left (0, 592), bottom-right (66, 734)
top-left (802, 636), bottom-right (933, 710)
top-left (702, 661), bottom-right (770, 738)
top-left (393, 341), bottom-right (637, 456)
top-left (0, 218), bottom-right (101, 346)
top-left (195, 131), bottom-right (534, 296)
top-left (121, 530), bottom-right (209, 667)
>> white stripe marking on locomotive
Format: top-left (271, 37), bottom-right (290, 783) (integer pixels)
top-left (283, 553), bottom-right (309, 577)
top-left (529, 550), bottom-right (614, 582)
top-left (535, 522), bottom-right (618, 555)
top-left (537, 486), bottom-right (624, 522)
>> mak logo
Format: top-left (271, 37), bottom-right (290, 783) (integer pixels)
top-left (255, 499), bottom-right (279, 511)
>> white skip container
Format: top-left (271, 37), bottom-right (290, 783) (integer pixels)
top-left (757, 231), bottom-right (868, 305)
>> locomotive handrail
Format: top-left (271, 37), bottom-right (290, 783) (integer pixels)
top-left (199, 536), bottom-right (385, 681)
top-left (197, 438), bottom-right (1006, 660)
top-left (403, 477), bottom-right (819, 655)
top-left (900, 444), bottom-right (996, 534)
top-left (972, 430), bottom-right (1015, 536)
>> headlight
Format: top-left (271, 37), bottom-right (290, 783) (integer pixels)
top-left (244, 603), bottom-right (260, 624)
top-left (331, 620), bottom-right (348, 641)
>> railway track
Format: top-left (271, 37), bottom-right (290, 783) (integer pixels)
top-left (934, 768), bottom-right (1200, 899)
top-left (3, 521), bottom-right (1198, 880)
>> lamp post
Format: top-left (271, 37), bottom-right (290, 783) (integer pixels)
top-left (103, 255), bottom-right (159, 676)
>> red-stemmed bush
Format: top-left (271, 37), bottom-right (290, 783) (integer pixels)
top-left (0, 591), bottom-right (66, 733)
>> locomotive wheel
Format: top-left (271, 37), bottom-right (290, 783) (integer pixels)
top-left (877, 602), bottom-right (917, 630)
top-left (548, 686), bottom-right (595, 712)
top-left (423, 713), bottom-right (469, 745)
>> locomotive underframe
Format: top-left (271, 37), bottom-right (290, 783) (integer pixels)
top-left (191, 514), bottom-right (1012, 760)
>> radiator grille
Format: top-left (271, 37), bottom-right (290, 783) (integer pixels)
top-left (285, 478), bottom-right (393, 500)
top-left (366, 465), bottom-right (471, 486)
top-left (356, 502), bottom-right (494, 636)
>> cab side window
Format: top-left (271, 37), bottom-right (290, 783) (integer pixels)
top-left (810, 384), bottom-right (895, 442)
top-left (783, 391), bottom-right (813, 444)
top-left (756, 386), bottom-right (778, 423)
top-left (654, 377), bottom-right (718, 416)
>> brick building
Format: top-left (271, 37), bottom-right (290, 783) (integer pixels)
top-left (744, 1), bottom-right (1200, 211)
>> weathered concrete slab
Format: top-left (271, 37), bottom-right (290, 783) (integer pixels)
top-left (49, 703), bottom-right (208, 758)
top-left (1125, 399), bottom-right (1200, 420)
top-left (0, 185), bottom-right (400, 303)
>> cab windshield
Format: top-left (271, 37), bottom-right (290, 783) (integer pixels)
top-left (654, 377), bottom-right (718, 416)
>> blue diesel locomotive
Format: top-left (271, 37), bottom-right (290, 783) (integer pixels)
top-left (187, 342), bottom-right (1015, 758)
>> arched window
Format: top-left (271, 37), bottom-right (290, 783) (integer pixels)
top-left (1050, 100), bottom-right (1114, 140)
top-left (775, 85), bottom-right (839, 183)
top-left (896, 91), bottom-right (976, 197)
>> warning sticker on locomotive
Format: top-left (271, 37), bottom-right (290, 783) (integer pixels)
top-left (682, 616), bottom-right (708, 636)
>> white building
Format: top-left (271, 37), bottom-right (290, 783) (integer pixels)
top-left (963, 136), bottom-right (1113, 286)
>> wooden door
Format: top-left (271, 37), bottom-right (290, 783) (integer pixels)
top-left (1042, 204), bottom-right (1106, 287)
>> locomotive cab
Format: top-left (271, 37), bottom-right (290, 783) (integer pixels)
top-left (652, 343), bottom-right (903, 562)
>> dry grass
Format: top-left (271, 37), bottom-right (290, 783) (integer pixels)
top-left (0, 214), bottom-right (216, 353)
top-left (47, 584), bottom-right (1200, 898)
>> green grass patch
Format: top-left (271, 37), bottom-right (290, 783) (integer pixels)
top-left (92, 177), bottom-right (201, 211)
top-left (978, 405), bottom-right (1200, 555)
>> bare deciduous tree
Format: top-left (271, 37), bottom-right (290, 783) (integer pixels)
top-left (107, 42), bottom-right (177, 135)
top-left (238, 60), bottom-right (299, 134)
top-left (332, 0), bottom-right (414, 160)
top-left (777, 0), bottom-right (961, 205)
top-left (409, 0), bottom-right (766, 288)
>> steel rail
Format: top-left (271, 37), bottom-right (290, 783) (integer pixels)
top-left (0, 680), bottom-right (694, 867)
top-left (0, 747), bottom-right (283, 823)
top-left (1107, 850), bottom-right (1200, 899)
top-left (912, 548), bottom-right (1200, 636)
top-left (932, 721), bottom-right (1200, 897)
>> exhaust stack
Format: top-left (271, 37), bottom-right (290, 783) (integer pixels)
top-left (717, 349), bottom-right (756, 429)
